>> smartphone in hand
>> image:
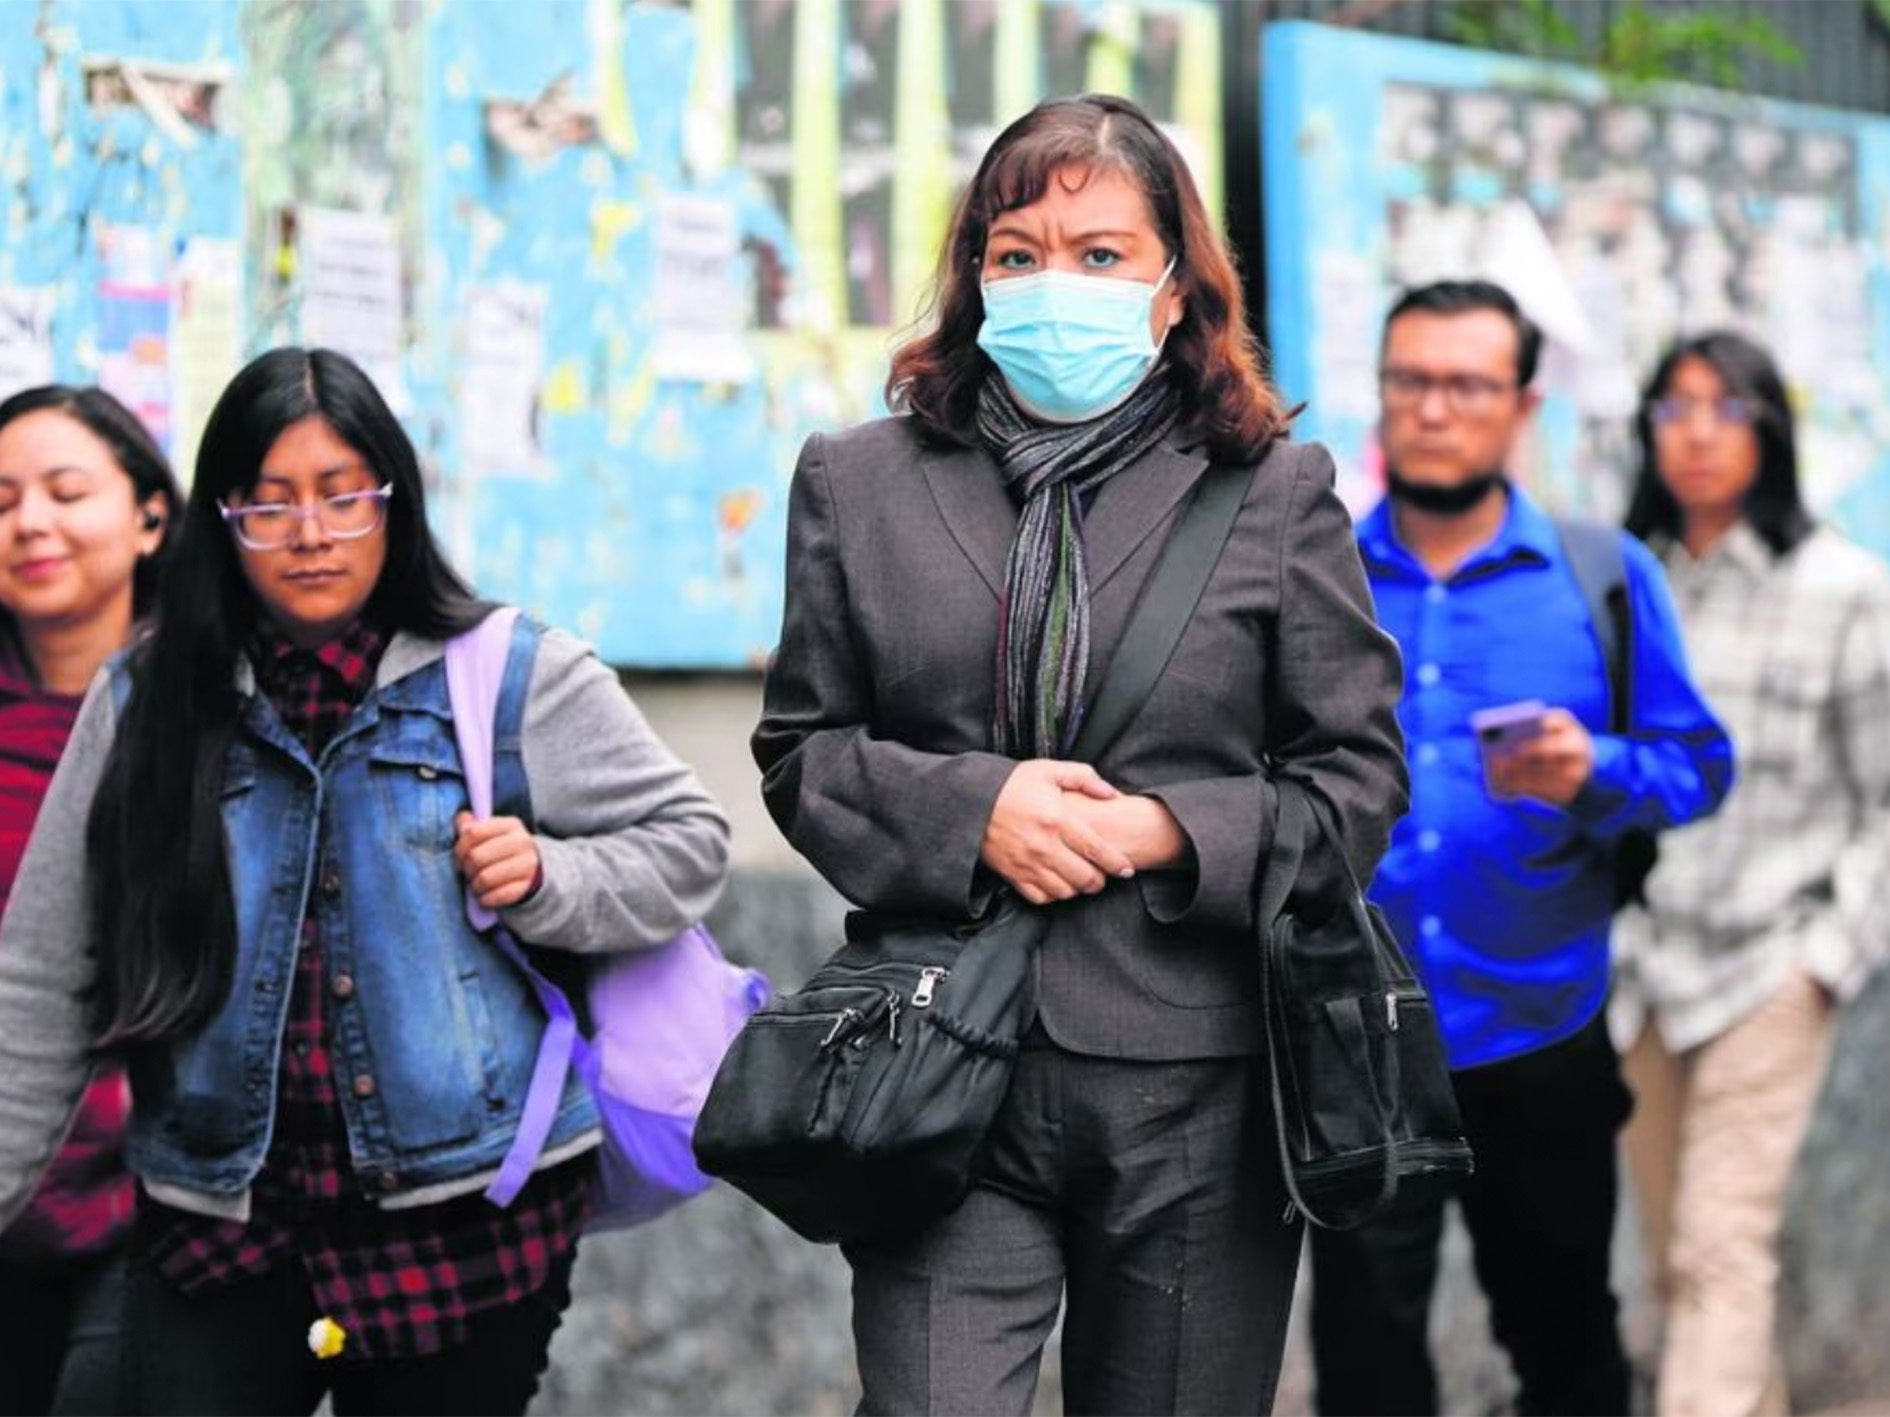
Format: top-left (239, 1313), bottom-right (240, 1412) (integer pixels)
top-left (1470, 700), bottom-right (1548, 799)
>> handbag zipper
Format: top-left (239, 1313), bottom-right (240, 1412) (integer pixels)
top-left (911, 966), bottom-right (949, 1008)
top-left (812, 968), bottom-right (948, 1053)
top-left (883, 990), bottom-right (903, 1044)
top-left (820, 989), bottom-right (906, 1051)
top-left (821, 1007), bottom-right (864, 1049)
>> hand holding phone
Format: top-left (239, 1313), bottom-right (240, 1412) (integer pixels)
top-left (1471, 700), bottom-right (1548, 799)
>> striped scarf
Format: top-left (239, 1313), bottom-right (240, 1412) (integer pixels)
top-left (977, 369), bottom-right (1183, 759)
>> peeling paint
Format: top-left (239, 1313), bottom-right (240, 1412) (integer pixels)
top-left (3, 0), bottom-right (1223, 667)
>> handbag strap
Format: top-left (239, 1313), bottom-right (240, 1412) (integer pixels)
top-left (1255, 780), bottom-right (1311, 932)
top-left (444, 607), bottom-right (601, 1207)
top-left (1066, 461), bottom-right (1254, 764)
top-left (1256, 778), bottom-right (1376, 930)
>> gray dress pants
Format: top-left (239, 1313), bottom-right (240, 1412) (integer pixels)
top-left (844, 1024), bottom-right (1301, 1416)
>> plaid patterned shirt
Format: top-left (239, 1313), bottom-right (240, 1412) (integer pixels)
top-left (1613, 524), bottom-right (1890, 1052)
top-left (142, 619), bottom-right (589, 1358)
top-left (0, 659), bottom-right (133, 1261)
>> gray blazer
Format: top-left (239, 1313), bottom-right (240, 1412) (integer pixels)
top-left (753, 416), bottom-right (1408, 1060)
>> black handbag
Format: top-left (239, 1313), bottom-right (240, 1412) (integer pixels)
top-left (1259, 781), bottom-right (1474, 1230)
top-left (689, 900), bottom-right (1043, 1242)
top-left (693, 463), bottom-right (1254, 1245)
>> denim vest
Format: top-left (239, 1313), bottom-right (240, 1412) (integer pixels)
top-left (112, 617), bottom-right (598, 1203)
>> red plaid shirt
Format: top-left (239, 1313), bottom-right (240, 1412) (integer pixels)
top-left (0, 655), bottom-right (133, 1262)
top-left (141, 620), bottom-right (589, 1359)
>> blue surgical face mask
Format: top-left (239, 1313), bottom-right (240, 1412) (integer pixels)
top-left (976, 258), bottom-right (1177, 423)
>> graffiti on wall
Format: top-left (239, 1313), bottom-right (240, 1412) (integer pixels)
top-left (0, 1), bottom-right (244, 480)
top-left (0, 0), bottom-right (1222, 668)
top-left (1262, 22), bottom-right (1890, 552)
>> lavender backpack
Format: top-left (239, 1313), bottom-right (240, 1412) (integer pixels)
top-left (445, 607), bottom-right (768, 1231)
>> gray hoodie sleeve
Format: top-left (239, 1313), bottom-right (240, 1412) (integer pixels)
top-left (0, 672), bottom-right (114, 1231)
top-left (499, 627), bottom-right (731, 953)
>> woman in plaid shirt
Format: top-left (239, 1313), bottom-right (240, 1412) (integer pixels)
top-left (0, 386), bottom-right (181, 1415)
top-left (0, 349), bottom-right (731, 1414)
top-left (1616, 331), bottom-right (1890, 1417)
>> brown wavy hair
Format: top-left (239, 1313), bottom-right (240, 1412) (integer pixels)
top-left (887, 93), bottom-right (1287, 463)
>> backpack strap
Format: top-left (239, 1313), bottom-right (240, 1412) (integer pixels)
top-left (1552, 518), bottom-right (1633, 736)
top-left (1550, 518), bottom-right (1661, 907)
top-left (1067, 461), bottom-right (1256, 763)
top-left (444, 606), bottom-right (587, 1207)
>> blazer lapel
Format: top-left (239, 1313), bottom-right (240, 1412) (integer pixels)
top-left (1082, 437), bottom-right (1210, 593)
top-left (918, 441), bottom-right (1017, 600)
top-left (916, 434), bottom-right (1210, 603)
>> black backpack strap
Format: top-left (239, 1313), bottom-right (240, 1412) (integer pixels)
top-left (1068, 462), bottom-right (1255, 764)
top-left (1552, 517), bottom-right (1660, 906)
top-left (1553, 518), bottom-right (1633, 736)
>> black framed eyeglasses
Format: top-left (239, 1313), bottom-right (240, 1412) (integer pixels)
top-left (1379, 368), bottom-right (1520, 413)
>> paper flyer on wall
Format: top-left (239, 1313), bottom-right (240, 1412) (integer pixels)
top-left (0, 288), bottom-right (56, 399)
top-left (651, 193), bottom-right (755, 383)
top-left (96, 223), bottom-right (174, 450)
top-left (461, 282), bottom-right (549, 478)
top-left (299, 206), bottom-right (406, 408)
top-left (171, 237), bottom-right (244, 485)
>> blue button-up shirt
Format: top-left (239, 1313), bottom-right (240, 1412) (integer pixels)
top-left (1357, 489), bottom-right (1733, 1068)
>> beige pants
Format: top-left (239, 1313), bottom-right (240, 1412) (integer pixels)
top-left (1621, 970), bottom-right (1835, 1417)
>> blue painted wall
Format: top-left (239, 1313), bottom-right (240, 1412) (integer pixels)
top-left (1263, 21), bottom-right (1890, 552)
top-left (0, 0), bottom-right (1222, 668)
top-left (0, 1), bottom-right (243, 431)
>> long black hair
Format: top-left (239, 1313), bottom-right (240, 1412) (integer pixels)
top-left (0, 384), bottom-right (183, 674)
top-left (1623, 330), bottom-right (1812, 558)
top-left (86, 348), bottom-right (488, 1048)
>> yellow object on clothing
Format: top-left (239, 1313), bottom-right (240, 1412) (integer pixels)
top-left (307, 1316), bottom-right (347, 1360)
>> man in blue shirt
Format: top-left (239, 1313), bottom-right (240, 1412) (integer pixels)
top-left (1309, 280), bottom-right (1733, 1417)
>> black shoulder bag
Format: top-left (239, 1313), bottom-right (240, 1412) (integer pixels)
top-left (693, 463), bottom-right (1253, 1245)
top-left (1259, 781), bottom-right (1475, 1229)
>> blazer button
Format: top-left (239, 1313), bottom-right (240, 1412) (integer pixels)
top-left (417, 764), bottom-right (439, 781)
top-left (330, 972), bottom-right (356, 1000)
top-left (321, 869), bottom-right (343, 897)
top-left (353, 1074), bottom-right (377, 1098)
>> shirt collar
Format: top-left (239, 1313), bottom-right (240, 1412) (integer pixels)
top-left (252, 619), bottom-right (387, 695)
top-left (1358, 481), bottom-right (1557, 578)
top-left (1660, 521), bottom-right (1772, 580)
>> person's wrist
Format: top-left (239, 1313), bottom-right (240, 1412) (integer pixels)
top-left (1132, 795), bottom-right (1186, 867)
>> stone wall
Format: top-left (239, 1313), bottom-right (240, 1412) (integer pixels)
top-left (532, 869), bottom-right (1890, 1415)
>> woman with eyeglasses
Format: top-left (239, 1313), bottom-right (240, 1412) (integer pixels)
top-left (1616, 330), bottom-right (1890, 1417)
top-left (0, 347), bottom-right (730, 1414)
top-left (0, 386), bottom-right (181, 1415)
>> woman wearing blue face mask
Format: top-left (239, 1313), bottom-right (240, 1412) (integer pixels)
top-left (753, 93), bottom-right (1408, 1413)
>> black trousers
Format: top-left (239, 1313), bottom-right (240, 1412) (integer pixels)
top-left (1309, 1013), bottom-right (1636, 1417)
top-left (117, 1244), bottom-right (576, 1416)
top-left (845, 1025), bottom-right (1303, 1416)
top-left (0, 1248), bottom-right (126, 1415)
